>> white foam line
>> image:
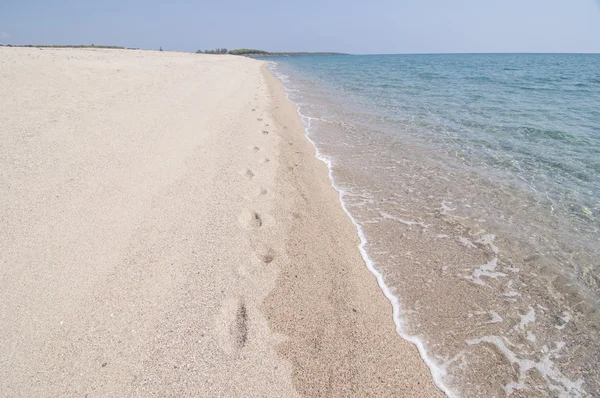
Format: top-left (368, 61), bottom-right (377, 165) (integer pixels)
top-left (268, 63), bottom-right (456, 398)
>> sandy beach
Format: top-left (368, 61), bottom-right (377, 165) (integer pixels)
top-left (0, 47), bottom-right (442, 396)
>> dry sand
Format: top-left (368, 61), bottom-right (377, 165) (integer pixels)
top-left (0, 47), bottom-right (442, 397)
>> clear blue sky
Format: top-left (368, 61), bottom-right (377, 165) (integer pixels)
top-left (1, 0), bottom-right (599, 54)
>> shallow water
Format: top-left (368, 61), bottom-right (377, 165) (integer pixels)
top-left (268, 54), bottom-right (600, 397)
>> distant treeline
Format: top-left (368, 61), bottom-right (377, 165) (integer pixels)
top-left (196, 48), bottom-right (229, 54)
top-left (194, 48), bottom-right (268, 55)
top-left (196, 48), bottom-right (348, 57)
top-left (228, 49), bottom-right (270, 55)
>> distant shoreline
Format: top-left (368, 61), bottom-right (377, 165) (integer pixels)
top-left (0, 44), bottom-right (350, 57)
top-left (247, 52), bottom-right (350, 58)
top-left (1, 45), bottom-right (597, 56)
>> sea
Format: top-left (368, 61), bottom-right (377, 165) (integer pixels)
top-left (267, 54), bottom-right (600, 397)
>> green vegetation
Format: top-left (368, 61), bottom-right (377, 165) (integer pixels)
top-left (196, 48), bottom-right (228, 54)
top-left (228, 49), bottom-right (269, 56)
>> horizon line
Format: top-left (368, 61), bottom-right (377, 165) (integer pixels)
top-left (2, 44), bottom-right (599, 56)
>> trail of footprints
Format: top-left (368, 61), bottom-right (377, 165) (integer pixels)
top-left (238, 115), bottom-right (272, 236)
top-left (225, 111), bottom-right (275, 354)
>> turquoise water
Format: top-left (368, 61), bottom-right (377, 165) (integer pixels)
top-left (268, 54), bottom-right (600, 397)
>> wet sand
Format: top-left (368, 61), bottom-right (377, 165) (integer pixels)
top-left (0, 47), bottom-right (442, 396)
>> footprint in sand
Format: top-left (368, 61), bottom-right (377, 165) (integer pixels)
top-left (238, 209), bottom-right (262, 228)
top-left (255, 243), bottom-right (275, 264)
top-left (259, 157), bottom-right (270, 164)
top-left (262, 130), bottom-right (269, 135)
top-left (233, 300), bottom-right (249, 349)
top-left (257, 118), bottom-right (263, 121)
top-left (241, 168), bottom-right (254, 179)
top-left (215, 297), bottom-right (249, 354)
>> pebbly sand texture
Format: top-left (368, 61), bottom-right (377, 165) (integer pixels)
top-left (0, 47), bottom-right (442, 397)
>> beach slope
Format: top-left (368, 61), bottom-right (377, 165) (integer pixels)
top-left (0, 47), bottom-right (441, 396)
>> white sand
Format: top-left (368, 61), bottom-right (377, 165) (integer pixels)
top-left (0, 47), bottom-right (442, 397)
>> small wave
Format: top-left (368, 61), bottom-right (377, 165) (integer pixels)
top-left (467, 336), bottom-right (586, 397)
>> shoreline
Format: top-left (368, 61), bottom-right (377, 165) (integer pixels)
top-left (267, 63), bottom-right (455, 396)
top-left (262, 65), bottom-right (443, 396)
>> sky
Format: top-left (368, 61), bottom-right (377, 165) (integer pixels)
top-left (1, 0), bottom-right (599, 54)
